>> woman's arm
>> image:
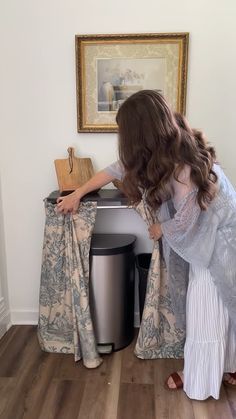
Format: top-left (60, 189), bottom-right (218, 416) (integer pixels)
top-left (56, 170), bottom-right (116, 214)
top-left (56, 160), bottom-right (124, 214)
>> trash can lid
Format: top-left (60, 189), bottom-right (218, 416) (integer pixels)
top-left (90, 234), bottom-right (136, 255)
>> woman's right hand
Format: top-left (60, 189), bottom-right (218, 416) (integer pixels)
top-left (56, 190), bottom-right (81, 215)
top-left (55, 169), bottom-right (116, 215)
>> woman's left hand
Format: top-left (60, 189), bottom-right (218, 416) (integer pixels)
top-left (148, 223), bottom-right (163, 240)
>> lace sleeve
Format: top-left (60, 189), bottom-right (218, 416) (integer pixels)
top-left (161, 176), bottom-right (219, 267)
top-left (162, 188), bottom-right (201, 241)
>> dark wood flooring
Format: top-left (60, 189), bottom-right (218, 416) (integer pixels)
top-left (0, 326), bottom-right (235, 419)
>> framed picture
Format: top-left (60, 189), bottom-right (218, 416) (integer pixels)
top-left (75, 32), bottom-right (189, 133)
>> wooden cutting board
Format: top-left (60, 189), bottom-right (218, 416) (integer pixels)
top-left (54, 147), bottom-right (95, 192)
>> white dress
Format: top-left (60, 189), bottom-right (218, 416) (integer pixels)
top-left (184, 265), bottom-right (236, 400)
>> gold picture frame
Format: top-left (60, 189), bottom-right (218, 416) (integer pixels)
top-left (75, 32), bottom-right (189, 133)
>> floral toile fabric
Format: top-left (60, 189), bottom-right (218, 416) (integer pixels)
top-left (134, 199), bottom-right (185, 359)
top-left (38, 200), bottom-right (103, 368)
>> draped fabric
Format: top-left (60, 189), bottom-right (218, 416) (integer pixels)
top-left (134, 199), bottom-right (185, 359)
top-left (38, 201), bottom-right (103, 369)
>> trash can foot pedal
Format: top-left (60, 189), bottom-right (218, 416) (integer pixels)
top-left (97, 344), bottom-right (113, 354)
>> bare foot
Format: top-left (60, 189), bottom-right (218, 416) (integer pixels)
top-left (166, 371), bottom-right (184, 389)
top-left (223, 373), bottom-right (236, 386)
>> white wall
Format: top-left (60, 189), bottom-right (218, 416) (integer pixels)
top-left (0, 0), bottom-right (235, 324)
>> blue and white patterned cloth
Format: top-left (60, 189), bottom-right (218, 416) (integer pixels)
top-left (38, 200), bottom-right (103, 368)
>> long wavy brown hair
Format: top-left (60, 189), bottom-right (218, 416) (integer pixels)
top-left (116, 90), bottom-right (218, 210)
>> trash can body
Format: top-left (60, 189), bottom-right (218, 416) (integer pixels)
top-left (89, 234), bottom-right (136, 352)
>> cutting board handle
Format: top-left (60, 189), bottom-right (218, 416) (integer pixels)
top-left (67, 147), bottom-right (75, 158)
top-left (67, 147), bottom-right (76, 174)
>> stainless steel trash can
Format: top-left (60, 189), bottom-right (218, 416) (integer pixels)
top-left (89, 234), bottom-right (136, 353)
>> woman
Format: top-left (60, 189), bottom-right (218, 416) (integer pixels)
top-left (57, 90), bottom-right (236, 400)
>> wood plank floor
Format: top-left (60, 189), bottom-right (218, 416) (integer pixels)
top-left (0, 326), bottom-right (235, 419)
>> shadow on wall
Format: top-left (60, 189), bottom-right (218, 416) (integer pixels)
top-left (0, 172), bottom-right (10, 332)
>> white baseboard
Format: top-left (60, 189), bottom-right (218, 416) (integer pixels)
top-left (0, 297), bottom-right (11, 339)
top-left (10, 309), bottom-right (39, 325)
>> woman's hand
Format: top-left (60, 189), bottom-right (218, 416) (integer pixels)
top-left (148, 223), bottom-right (162, 241)
top-left (55, 170), bottom-right (115, 215)
top-left (56, 190), bottom-right (81, 215)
